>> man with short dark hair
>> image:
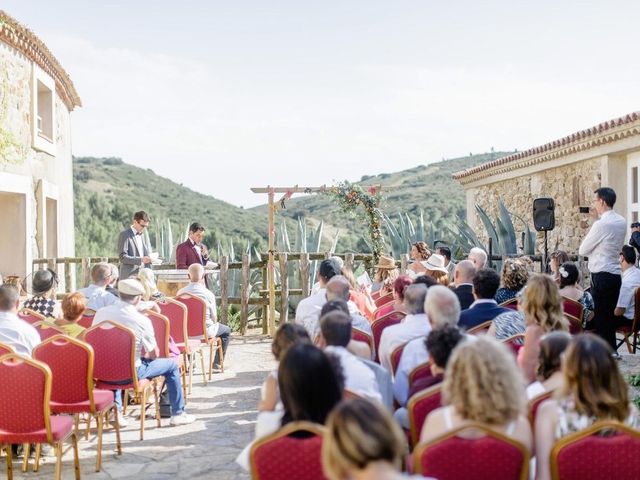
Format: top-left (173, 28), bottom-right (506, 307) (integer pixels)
top-left (117, 211), bottom-right (152, 279)
top-left (176, 223), bottom-right (212, 270)
top-left (437, 246), bottom-right (456, 282)
top-left (0, 285), bottom-right (40, 355)
top-left (579, 187), bottom-right (627, 351)
top-left (629, 222), bottom-right (640, 257)
top-left (614, 245), bottom-right (640, 329)
top-left (295, 258), bottom-right (341, 339)
top-left (458, 269), bottom-right (509, 330)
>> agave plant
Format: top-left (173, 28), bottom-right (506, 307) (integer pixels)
top-left (382, 210), bottom-right (450, 258)
top-left (474, 199), bottom-right (536, 255)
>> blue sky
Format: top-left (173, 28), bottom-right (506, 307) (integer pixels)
top-left (4, 1), bottom-right (640, 206)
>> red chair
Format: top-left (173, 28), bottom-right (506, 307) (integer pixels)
top-left (408, 362), bottom-right (440, 398)
top-left (502, 333), bottom-right (525, 356)
top-left (390, 342), bottom-right (407, 376)
top-left (17, 308), bottom-right (46, 325)
top-left (0, 341), bottom-right (16, 356)
top-left (371, 311), bottom-right (405, 361)
top-left (616, 288), bottom-right (640, 354)
top-left (351, 327), bottom-right (374, 353)
top-left (0, 353), bottom-right (80, 480)
top-left (413, 423), bottom-right (530, 479)
top-left (158, 297), bottom-right (207, 391)
top-left (78, 308), bottom-right (96, 328)
top-left (374, 291), bottom-right (394, 308)
top-left (33, 335), bottom-right (122, 472)
top-left (564, 313), bottom-right (583, 335)
top-left (250, 421), bottom-right (325, 480)
top-left (527, 390), bottom-right (553, 431)
top-left (175, 293), bottom-right (224, 381)
top-left (408, 384), bottom-right (442, 447)
top-left (562, 297), bottom-right (584, 325)
top-left (550, 421), bottom-right (640, 480)
top-left (499, 298), bottom-right (519, 311)
top-left (32, 321), bottom-right (66, 341)
top-left (145, 310), bottom-right (188, 401)
top-left (374, 302), bottom-right (395, 320)
top-left (82, 321), bottom-right (160, 440)
top-left (467, 320), bottom-right (493, 335)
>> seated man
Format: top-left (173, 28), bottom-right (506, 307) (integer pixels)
top-left (451, 260), bottom-right (476, 310)
top-left (177, 263), bottom-right (230, 369)
top-left (325, 275), bottom-right (372, 335)
top-left (316, 310), bottom-right (382, 403)
top-left (105, 264), bottom-right (120, 297)
top-left (0, 284), bottom-right (40, 355)
top-left (458, 268), bottom-right (509, 330)
top-left (78, 262), bottom-right (119, 311)
top-left (295, 258), bottom-right (341, 340)
top-left (94, 279), bottom-right (194, 426)
top-left (614, 245), bottom-right (640, 327)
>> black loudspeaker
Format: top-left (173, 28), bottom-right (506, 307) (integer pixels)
top-left (533, 198), bottom-right (555, 232)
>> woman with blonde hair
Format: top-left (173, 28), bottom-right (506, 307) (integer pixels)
top-left (518, 274), bottom-right (568, 382)
top-left (137, 268), bottom-right (162, 301)
top-left (535, 334), bottom-right (640, 480)
top-left (420, 337), bottom-right (532, 452)
top-left (422, 254), bottom-right (450, 286)
top-left (324, 399), bottom-right (424, 480)
top-left (372, 255), bottom-right (400, 295)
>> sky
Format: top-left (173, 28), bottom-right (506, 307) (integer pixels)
top-left (4, 1), bottom-right (640, 207)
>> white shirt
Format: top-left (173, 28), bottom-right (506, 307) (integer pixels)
top-left (94, 301), bottom-right (157, 367)
top-left (378, 313), bottom-right (429, 372)
top-left (78, 284), bottom-right (118, 311)
top-left (131, 226), bottom-right (145, 262)
top-left (295, 288), bottom-right (326, 339)
top-left (0, 311), bottom-right (41, 355)
top-left (578, 210), bottom-right (627, 274)
top-left (617, 266), bottom-right (640, 320)
top-left (325, 345), bottom-right (382, 403)
top-left (393, 335), bottom-right (430, 406)
top-left (177, 282), bottom-right (219, 337)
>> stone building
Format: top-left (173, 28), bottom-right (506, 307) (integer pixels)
top-left (0, 11), bottom-right (81, 279)
top-left (453, 112), bottom-right (640, 254)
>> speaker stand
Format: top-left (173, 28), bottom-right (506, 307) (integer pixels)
top-left (544, 230), bottom-right (550, 274)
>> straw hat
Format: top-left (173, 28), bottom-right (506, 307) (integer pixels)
top-left (375, 255), bottom-right (397, 270)
top-left (421, 254), bottom-right (448, 274)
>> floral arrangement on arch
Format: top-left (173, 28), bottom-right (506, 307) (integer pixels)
top-left (321, 181), bottom-right (385, 261)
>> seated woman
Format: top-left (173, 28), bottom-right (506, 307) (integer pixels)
top-left (495, 258), bottom-right (529, 304)
top-left (22, 268), bottom-right (61, 318)
top-left (526, 331), bottom-right (571, 399)
top-left (324, 398), bottom-right (426, 480)
top-left (420, 337), bottom-right (532, 452)
top-left (407, 241), bottom-right (431, 277)
top-left (422, 254), bottom-right (450, 286)
top-left (341, 266), bottom-right (376, 320)
top-left (53, 292), bottom-right (87, 338)
top-left (236, 343), bottom-right (343, 470)
top-left (535, 334), bottom-right (640, 480)
top-left (549, 250), bottom-right (570, 285)
top-left (372, 255), bottom-right (400, 295)
top-left (558, 262), bottom-right (594, 326)
top-left (138, 268), bottom-right (163, 301)
top-left (258, 323), bottom-right (310, 412)
top-left (517, 274), bottom-right (568, 382)
top-left (375, 275), bottom-right (412, 320)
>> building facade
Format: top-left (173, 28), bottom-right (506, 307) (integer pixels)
top-left (453, 112), bottom-right (640, 254)
top-left (0, 11), bottom-right (81, 279)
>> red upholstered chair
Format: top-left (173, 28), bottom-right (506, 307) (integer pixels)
top-left (78, 308), bottom-right (96, 328)
top-left (374, 301), bottom-right (395, 320)
top-left (499, 298), bottom-right (519, 311)
top-left (17, 308), bottom-right (46, 325)
top-left (249, 421), bottom-right (325, 480)
top-left (408, 362), bottom-right (440, 399)
top-left (351, 327), bottom-right (374, 353)
top-left (0, 353), bottom-right (80, 480)
top-left (32, 321), bottom-right (66, 341)
top-left (550, 421), bottom-right (640, 480)
top-left (81, 321), bottom-right (160, 440)
top-left (562, 297), bottom-right (584, 325)
top-left (408, 384), bottom-right (442, 447)
top-left (175, 293), bottom-right (224, 381)
top-left (413, 423), bottom-right (530, 479)
top-left (467, 320), bottom-right (493, 335)
top-left (371, 311), bottom-right (405, 362)
top-left (527, 390), bottom-right (553, 431)
top-left (616, 287), bottom-right (640, 354)
top-left (390, 342), bottom-right (407, 376)
top-left (374, 291), bottom-right (394, 308)
top-left (145, 310), bottom-right (188, 401)
top-left (33, 335), bottom-right (122, 472)
top-left (502, 333), bottom-right (525, 357)
top-left (158, 297), bottom-right (207, 391)
top-left (564, 313), bottom-right (583, 335)
top-left (0, 341), bottom-right (16, 356)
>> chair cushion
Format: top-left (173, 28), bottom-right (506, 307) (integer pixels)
top-left (95, 378), bottom-right (152, 392)
top-left (0, 415), bottom-right (74, 443)
top-left (50, 389), bottom-right (115, 414)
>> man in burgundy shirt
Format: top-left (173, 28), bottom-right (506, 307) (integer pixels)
top-left (176, 223), bottom-right (211, 269)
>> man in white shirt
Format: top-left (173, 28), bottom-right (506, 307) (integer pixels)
top-left (0, 285), bottom-right (40, 355)
top-left (177, 263), bottom-right (230, 367)
top-left (378, 284), bottom-right (429, 371)
top-left (579, 187), bottom-right (627, 351)
top-left (325, 275), bottom-right (372, 336)
top-left (78, 262), bottom-right (118, 311)
top-left (94, 279), bottom-right (194, 426)
top-left (614, 245), bottom-right (640, 328)
top-left (317, 311), bottom-right (382, 403)
top-left (295, 258), bottom-right (341, 339)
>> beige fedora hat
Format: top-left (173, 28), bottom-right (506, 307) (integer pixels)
top-left (375, 255), bottom-right (397, 269)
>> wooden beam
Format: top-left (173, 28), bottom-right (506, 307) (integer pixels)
top-left (250, 184), bottom-right (396, 194)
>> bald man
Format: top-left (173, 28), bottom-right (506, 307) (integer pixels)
top-left (177, 263), bottom-right (230, 369)
top-left (452, 260), bottom-right (476, 310)
top-left (325, 276), bottom-right (372, 335)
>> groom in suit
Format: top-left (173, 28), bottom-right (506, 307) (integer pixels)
top-left (117, 211), bottom-right (152, 279)
top-left (176, 223), bottom-right (211, 269)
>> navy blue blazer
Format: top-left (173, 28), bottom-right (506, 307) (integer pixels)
top-left (458, 302), bottom-right (510, 330)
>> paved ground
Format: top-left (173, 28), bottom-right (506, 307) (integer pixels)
top-left (2, 333), bottom-right (275, 480)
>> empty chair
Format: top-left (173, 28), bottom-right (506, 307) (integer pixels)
top-left (371, 312), bottom-right (404, 361)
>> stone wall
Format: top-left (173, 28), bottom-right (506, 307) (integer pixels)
top-left (469, 158), bottom-right (603, 255)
